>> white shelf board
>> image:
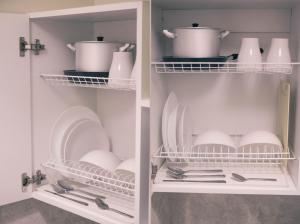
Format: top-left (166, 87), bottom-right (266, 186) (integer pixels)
top-left (29, 2), bottom-right (141, 22)
top-left (152, 163), bottom-right (298, 195)
top-left (33, 185), bottom-right (134, 224)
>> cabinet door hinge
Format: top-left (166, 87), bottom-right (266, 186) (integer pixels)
top-left (151, 163), bottom-right (158, 180)
top-left (19, 37), bottom-right (45, 57)
top-left (22, 170), bottom-right (46, 192)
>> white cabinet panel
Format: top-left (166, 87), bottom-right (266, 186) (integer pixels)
top-left (0, 13), bottom-right (31, 206)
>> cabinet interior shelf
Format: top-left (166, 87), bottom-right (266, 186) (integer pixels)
top-left (152, 162), bottom-right (297, 195)
top-left (152, 62), bottom-right (300, 74)
top-left (41, 74), bottom-right (136, 91)
top-left (43, 159), bottom-right (135, 199)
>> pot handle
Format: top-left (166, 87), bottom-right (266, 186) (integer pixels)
top-left (119, 43), bottom-right (131, 52)
top-left (219, 30), bottom-right (230, 39)
top-left (66, 43), bottom-right (76, 52)
top-left (163, 30), bottom-right (177, 39)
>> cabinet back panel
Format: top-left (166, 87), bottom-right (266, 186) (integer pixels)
top-left (30, 20), bottom-right (97, 171)
top-left (163, 9), bottom-right (290, 32)
top-left (93, 20), bottom-right (137, 159)
top-left (154, 9), bottom-right (292, 135)
top-left (96, 91), bottom-right (136, 160)
top-left (163, 74), bottom-right (280, 135)
top-left (93, 20), bottom-right (137, 43)
top-left (162, 9), bottom-right (291, 58)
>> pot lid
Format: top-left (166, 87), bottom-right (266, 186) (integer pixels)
top-left (176, 23), bottom-right (221, 30)
top-left (78, 36), bottom-right (121, 44)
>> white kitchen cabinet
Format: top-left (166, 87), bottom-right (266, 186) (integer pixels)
top-left (0, 2), bottom-right (150, 224)
top-left (150, 0), bottom-right (300, 203)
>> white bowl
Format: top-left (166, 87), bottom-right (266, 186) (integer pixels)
top-left (239, 130), bottom-right (282, 148)
top-left (79, 150), bottom-right (121, 172)
top-left (193, 130), bottom-right (236, 149)
top-left (115, 158), bottom-right (135, 176)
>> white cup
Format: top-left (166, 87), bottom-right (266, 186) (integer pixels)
top-left (266, 38), bottom-right (291, 73)
top-left (109, 52), bottom-right (133, 86)
top-left (238, 38), bottom-right (262, 72)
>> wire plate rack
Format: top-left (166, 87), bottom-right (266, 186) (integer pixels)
top-left (153, 144), bottom-right (295, 165)
top-left (153, 62), bottom-right (300, 74)
top-left (41, 74), bottom-right (135, 91)
top-left (43, 159), bottom-right (135, 199)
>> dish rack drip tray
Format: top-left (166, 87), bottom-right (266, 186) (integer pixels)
top-left (43, 159), bottom-right (135, 199)
top-left (154, 144), bottom-right (295, 165)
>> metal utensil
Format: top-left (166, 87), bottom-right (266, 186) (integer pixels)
top-left (95, 198), bottom-right (134, 218)
top-left (167, 166), bottom-right (223, 175)
top-left (163, 179), bottom-right (226, 183)
top-left (52, 184), bottom-right (95, 202)
top-left (44, 190), bottom-right (89, 206)
top-left (167, 170), bottom-right (225, 180)
top-left (231, 173), bottom-right (277, 182)
top-left (57, 180), bottom-right (105, 199)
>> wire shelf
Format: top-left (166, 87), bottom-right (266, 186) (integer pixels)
top-left (41, 74), bottom-right (135, 91)
top-left (153, 62), bottom-right (300, 74)
top-left (43, 159), bottom-right (135, 199)
top-left (153, 144), bottom-right (295, 165)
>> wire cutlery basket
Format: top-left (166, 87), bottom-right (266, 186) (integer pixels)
top-left (43, 159), bottom-right (135, 199)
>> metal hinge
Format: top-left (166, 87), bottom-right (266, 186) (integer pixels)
top-left (151, 163), bottom-right (158, 180)
top-left (19, 37), bottom-right (45, 57)
top-left (22, 170), bottom-right (46, 192)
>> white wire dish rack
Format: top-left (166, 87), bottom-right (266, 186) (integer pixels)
top-left (41, 74), bottom-right (135, 91)
top-left (43, 159), bottom-right (135, 199)
top-left (153, 62), bottom-right (300, 75)
top-left (153, 144), bottom-right (294, 166)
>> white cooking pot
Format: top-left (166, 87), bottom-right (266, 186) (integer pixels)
top-left (163, 23), bottom-right (230, 58)
top-left (67, 37), bottom-right (122, 72)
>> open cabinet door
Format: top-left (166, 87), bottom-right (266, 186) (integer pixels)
top-left (0, 13), bottom-right (31, 206)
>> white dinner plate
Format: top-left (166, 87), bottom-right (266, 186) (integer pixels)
top-left (167, 105), bottom-right (180, 161)
top-left (50, 106), bottom-right (101, 162)
top-left (162, 92), bottom-right (178, 153)
top-left (63, 120), bottom-right (110, 161)
top-left (178, 105), bottom-right (193, 156)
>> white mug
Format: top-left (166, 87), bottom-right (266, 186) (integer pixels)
top-left (237, 38), bottom-right (262, 72)
top-left (266, 38), bottom-right (291, 73)
top-left (109, 52), bottom-right (133, 86)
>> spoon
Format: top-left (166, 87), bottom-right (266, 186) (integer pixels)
top-left (167, 170), bottom-right (225, 180)
top-left (57, 180), bottom-right (105, 199)
top-left (167, 166), bottom-right (223, 175)
top-left (52, 184), bottom-right (96, 202)
top-left (95, 198), bottom-right (134, 219)
top-left (231, 173), bottom-right (277, 182)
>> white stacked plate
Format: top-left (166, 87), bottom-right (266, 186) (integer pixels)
top-left (162, 92), bottom-right (193, 162)
top-left (50, 106), bottom-right (110, 162)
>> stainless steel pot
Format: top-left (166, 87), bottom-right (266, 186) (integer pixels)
top-left (163, 23), bottom-right (230, 58)
top-left (67, 37), bottom-right (122, 72)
